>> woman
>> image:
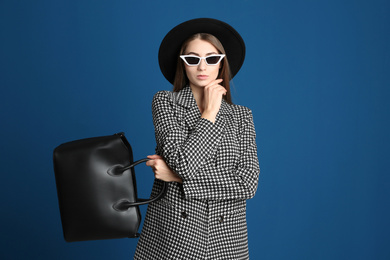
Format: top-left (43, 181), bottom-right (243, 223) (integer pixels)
top-left (134, 18), bottom-right (260, 260)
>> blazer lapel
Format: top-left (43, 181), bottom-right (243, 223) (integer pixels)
top-left (218, 99), bottom-right (233, 118)
top-left (175, 86), bottom-right (201, 130)
top-left (174, 86), bottom-right (233, 130)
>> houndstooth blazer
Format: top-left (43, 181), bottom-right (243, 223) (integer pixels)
top-left (134, 86), bottom-right (260, 260)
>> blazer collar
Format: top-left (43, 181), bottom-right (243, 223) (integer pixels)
top-left (175, 86), bottom-right (231, 130)
top-left (176, 85), bottom-right (197, 109)
top-left (176, 85), bottom-right (233, 116)
top-left (219, 99), bottom-right (232, 116)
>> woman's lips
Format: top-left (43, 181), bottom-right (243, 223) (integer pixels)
top-left (197, 75), bottom-right (208, 80)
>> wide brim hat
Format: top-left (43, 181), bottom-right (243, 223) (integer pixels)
top-left (158, 18), bottom-right (246, 84)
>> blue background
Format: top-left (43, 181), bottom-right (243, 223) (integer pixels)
top-left (1, 0), bottom-right (389, 259)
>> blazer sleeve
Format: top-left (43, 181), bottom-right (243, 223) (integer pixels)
top-left (152, 91), bottom-right (260, 201)
top-left (185, 109), bottom-right (259, 201)
top-left (152, 91), bottom-right (225, 176)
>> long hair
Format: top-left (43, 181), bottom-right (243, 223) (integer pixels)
top-left (173, 33), bottom-right (233, 104)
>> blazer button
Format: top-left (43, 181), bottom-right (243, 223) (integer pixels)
top-left (218, 216), bottom-right (224, 223)
top-left (181, 211), bottom-right (188, 219)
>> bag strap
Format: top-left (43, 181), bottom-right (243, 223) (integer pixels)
top-left (112, 158), bottom-right (168, 211)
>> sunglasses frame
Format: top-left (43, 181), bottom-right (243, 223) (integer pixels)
top-left (180, 54), bottom-right (226, 66)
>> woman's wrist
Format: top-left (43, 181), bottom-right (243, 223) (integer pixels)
top-left (201, 110), bottom-right (217, 123)
top-left (174, 175), bottom-right (183, 184)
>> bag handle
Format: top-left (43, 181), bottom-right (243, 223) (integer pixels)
top-left (111, 158), bottom-right (168, 211)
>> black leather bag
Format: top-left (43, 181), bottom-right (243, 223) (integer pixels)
top-left (53, 133), bottom-right (167, 242)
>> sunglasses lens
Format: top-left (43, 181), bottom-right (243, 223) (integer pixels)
top-left (184, 56), bottom-right (200, 65)
top-left (206, 56), bottom-right (221, 65)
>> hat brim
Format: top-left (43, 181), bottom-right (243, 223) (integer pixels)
top-left (158, 18), bottom-right (246, 84)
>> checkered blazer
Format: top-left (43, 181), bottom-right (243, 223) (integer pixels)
top-left (134, 86), bottom-right (260, 260)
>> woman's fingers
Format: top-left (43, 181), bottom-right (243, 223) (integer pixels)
top-left (208, 78), bottom-right (223, 86)
top-left (146, 157), bottom-right (165, 172)
top-left (147, 154), bottom-right (162, 159)
top-left (205, 80), bottom-right (226, 97)
top-left (202, 79), bottom-right (226, 120)
top-left (145, 157), bottom-right (182, 183)
top-left (206, 79), bottom-right (225, 92)
top-left (145, 159), bottom-right (155, 168)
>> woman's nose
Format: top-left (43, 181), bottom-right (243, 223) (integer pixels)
top-left (197, 59), bottom-right (207, 70)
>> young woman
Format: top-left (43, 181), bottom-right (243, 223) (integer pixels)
top-left (134, 18), bottom-right (260, 260)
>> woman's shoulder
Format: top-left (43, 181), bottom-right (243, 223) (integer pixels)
top-left (152, 88), bottom-right (188, 105)
top-left (229, 103), bottom-right (254, 119)
top-left (228, 103), bottom-right (256, 132)
top-left (153, 90), bottom-right (171, 99)
top-left (152, 90), bottom-right (175, 104)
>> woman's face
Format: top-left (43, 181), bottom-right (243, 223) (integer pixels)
top-left (183, 38), bottom-right (221, 90)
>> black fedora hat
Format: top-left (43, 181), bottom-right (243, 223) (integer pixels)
top-left (158, 18), bottom-right (246, 84)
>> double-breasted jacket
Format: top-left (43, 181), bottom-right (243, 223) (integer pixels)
top-left (134, 86), bottom-right (260, 260)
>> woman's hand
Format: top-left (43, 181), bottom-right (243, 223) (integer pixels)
top-left (201, 79), bottom-right (226, 123)
top-left (146, 155), bottom-right (183, 183)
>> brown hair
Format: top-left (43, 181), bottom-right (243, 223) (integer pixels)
top-left (173, 33), bottom-right (233, 104)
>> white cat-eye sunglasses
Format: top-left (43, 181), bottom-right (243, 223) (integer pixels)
top-left (180, 54), bottom-right (225, 66)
